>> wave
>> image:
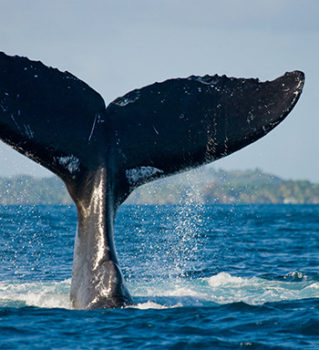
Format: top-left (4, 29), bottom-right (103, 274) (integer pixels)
top-left (1, 272), bottom-right (318, 310)
top-left (0, 279), bottom-right (72, 309)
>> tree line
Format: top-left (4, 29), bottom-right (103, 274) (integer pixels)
top-left (0, 168), bottom-right (318, 205)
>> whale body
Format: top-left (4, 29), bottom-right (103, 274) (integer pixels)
top-left (0, 52), bottom-right (304, 309)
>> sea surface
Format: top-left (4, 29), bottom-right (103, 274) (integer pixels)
top-left (0, 204), bottom-right (319, 349)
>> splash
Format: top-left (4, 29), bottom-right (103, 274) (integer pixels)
top-left (163, 169), bottom-right (205, 278)
top-left (205, 272), bottom-right (319, 305)
top-left (1, 272), bottom-right (318, 310)
top-left (129, 272), bottom-right (319, 307)
top-left (0, 279), bottom-right (72, 309)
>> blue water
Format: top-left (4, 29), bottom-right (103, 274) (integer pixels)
top-left (1, 204), bottom-right (319, 349)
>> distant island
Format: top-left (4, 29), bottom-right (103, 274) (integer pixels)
top-left (0, 167), bottom-right (318, 205)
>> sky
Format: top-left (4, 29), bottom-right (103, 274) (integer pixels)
top-left (0, 0), bottom-right (318, 181)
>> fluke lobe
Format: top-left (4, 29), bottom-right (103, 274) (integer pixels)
top-left (0, 52), bottom-right (304, 309)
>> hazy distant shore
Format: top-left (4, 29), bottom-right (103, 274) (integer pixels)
top-left (0, 167), bottom-right (318, 205)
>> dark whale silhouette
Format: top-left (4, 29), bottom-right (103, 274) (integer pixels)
top-left (0, 52), bottom-right (304, 309)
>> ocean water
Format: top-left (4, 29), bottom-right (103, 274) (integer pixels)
top-left (0, 204), bottom-right (319, 349)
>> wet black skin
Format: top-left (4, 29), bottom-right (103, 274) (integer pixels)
top-left (0, 52), bottom-right (304, 309)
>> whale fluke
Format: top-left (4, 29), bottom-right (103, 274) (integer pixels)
top-left (0, 52), bottom-right (304, 309)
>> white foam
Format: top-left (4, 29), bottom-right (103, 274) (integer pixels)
top-left (0, 279), bottom-right (72, 309)
top-left (1, 272), bottom-right (318, 310)
top-left (130, 301), bottom-right (174, 310)
top-left (204, 272), bottom-right (319, 305)
top-left (129, 272), bottom-right (319, 307)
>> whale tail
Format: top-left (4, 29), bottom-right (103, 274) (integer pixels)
top-left (0, 52), bottom-right (305, 308)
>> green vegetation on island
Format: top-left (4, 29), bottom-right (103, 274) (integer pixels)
top-left (0, 167), bottom-right (318, 205)
top-left (0, 176), bottom-right (70, 205)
